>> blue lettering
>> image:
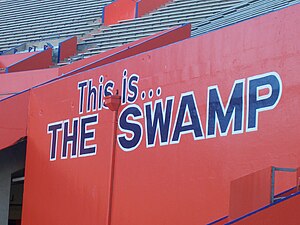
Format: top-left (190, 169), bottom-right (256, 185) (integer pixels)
top-left (121, 69), bottom-right (127, 104)
top-left (87, 79), bottom-right (97, 112)
top-left (247, 72), bottom-right (282, 131)
top-left (62, 119), bottom-right (79, 159)
top-left (78, 80), bottom-right (88, 114)
top-left (145, 97), bottom-right (174, 147)
top-left (98, 76), bottom-right (104, 110)
top-left (79, 114), bottom-right (98, 156)
top-left (171, 92), bottom-right (204, 143)
top-left (47, 122), bottom-right (63, 161)
top-left (117, 105), bottom-right (143, 151)
top-left (207, 80), bottom-right (244, 137)
top-left (127, 74), bottom-right (139, 103)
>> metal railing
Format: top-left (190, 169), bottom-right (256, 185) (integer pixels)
top-left (270, 166), bottom-right (297, 203)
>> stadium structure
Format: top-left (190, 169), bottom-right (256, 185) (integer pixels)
top-left (0, 0), bottom-right (300, 224)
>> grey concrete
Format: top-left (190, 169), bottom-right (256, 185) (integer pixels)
top-left (0, 140), bottom-right (26, 225)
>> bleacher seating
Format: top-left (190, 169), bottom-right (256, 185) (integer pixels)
top-left (76, 0), bottom-right (300, 58)
top-left (0, 0), bottom-right (113, 52)
top-left (1, 0), bottom-right (299, 63)
top-left (192, 0), bottom-right (300, 36)
top-left (78, 0), bottom-right (244, 57)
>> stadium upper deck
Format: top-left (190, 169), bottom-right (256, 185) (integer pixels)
top-left (1, 0), bottom-right (299, 62)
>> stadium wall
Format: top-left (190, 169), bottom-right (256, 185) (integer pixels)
top-left (103, 0), bottom-right (136, 26)
top-left (0, 52), bottom-right (36, 71)
top-left (59, 24), bottom-right (191, 76)
top-left (20, 4), bottom-right (300, 225)
top-left (227, 193), bottom-right (300, 225)
top-left (5, 48), bottom-right (53, 73)
top-left (228, 167), bottom-right (272, 220)
top-left (0, 68), bottom-right (59, 100)
top-left (136, 0), bottom-right (170, 17)
top-left (103, 0), bottom-right (170, 26)
top-left (57, 37), bottom-right (77, 63)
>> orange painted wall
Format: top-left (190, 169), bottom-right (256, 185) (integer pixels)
top-left (58, 37), bottom-right (77, 63)
top-left (229, 193), bottom-right (300, 225)
top-left (6, 48), bottom-right (53, 73)
top-left (0, 68), bottom-right (59, 100)
top-left (0, 52), bottom-right (36, 68)
top-left (208, 217), bottom-right (229, 225)
top-left (0, 92), bottom-right (29, 150)
top-left (59, 41), bottom-right (130, 75)
top-left (59, 24), bottom-right (191, 75)
top-left (23, 77), bottom-right (116, 225)
top-left (228, 167), bottom-right (272, 220)
top-left (103, 0), bottom-right (136, 26)
top-left (60, 24), bottom-right (191, 76)
top-left (103, 0), bottom-right (170, 26)
top-left (274, 169), bottom-right (296, 194)
top-left (136, 0), bottom-right (170, 17)
top-left (297, 167), bottom-right (300, 189)
top-left (22, 4), bottom-right (300, 225)
top-left (59, 31), bottom-right (160, 75)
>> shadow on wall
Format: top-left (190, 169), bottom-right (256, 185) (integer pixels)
top-left (0, 139), bottom-right (26, 225)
